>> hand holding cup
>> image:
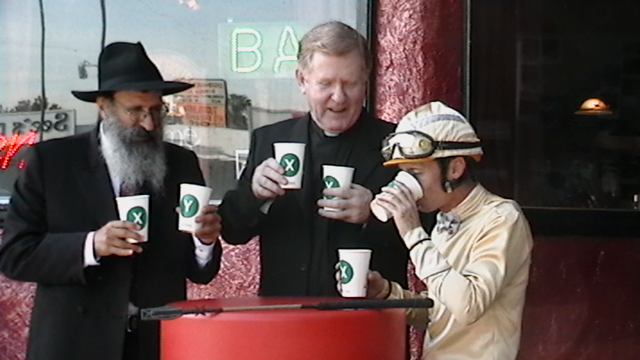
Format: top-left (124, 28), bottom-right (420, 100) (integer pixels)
top-left (93, 220), bottom-right (144, 258)
top-left (192, 205), bottom-right (222, 245)
top-left (370, 171), bottom-right (423, 222)
top-left (319, 183), bottom-right (372, 224)
top-left (178, 184), bottom-right (213, 232)
top-left (178, 184), bottom-right (221, 245)
top-left (115, 194), bottom-right (150, 243)
top-left (320, 165), bottom-right (355, 212)
top-left (251, 158), bottom-right (287, 199)
top-left (371, 176), bottom-right (423, 237)
top-left (273, 142), bottom-right (306, 189)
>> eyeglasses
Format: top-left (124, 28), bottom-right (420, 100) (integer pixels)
top-left (381, 130), bottom-right (482, 161)
top-left (113, 100), bottom-right (169, 121)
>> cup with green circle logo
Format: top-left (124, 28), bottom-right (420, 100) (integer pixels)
top-left (337, 249), bottom-right (372, 298)
top-left (178, 183), bottom-right (213, 233)
top-left (115, 194), bottom-right (150, 243)
top-left (273, 142), bottom-right (306, 189)
top-left (322, 165), bottom-right (355, 211)
top-left (370, 171), bottom-right (423, 222)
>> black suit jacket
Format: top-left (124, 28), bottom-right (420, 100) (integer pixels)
top-left (219, 111), bottom-right (410, 296)
top-left (0, 127), bottom-right (222, 360)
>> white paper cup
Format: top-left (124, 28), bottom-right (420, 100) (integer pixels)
top-left (394, 171), bottom-right (424, 199)
top-left (371, 171), bottom-right (423, 222)
top-left (337, 249), bottom-right (372, 298)
top-left (116, 194), bottom-right (150, 243)
top-left (322, 165), bottom-right (355, 211)
top-left (178, 183), bottom-right (213, 232)
top-left (370, 197), bottom-right (393, 222)
top-left (274, 142), bottom-right (306, 189)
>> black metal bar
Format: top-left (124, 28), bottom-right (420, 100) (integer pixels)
top-left (307, 298), bottom-right (433, 311)
top-left (140, 298), bottom-right (433, 321)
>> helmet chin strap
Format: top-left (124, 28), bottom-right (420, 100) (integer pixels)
top-left (437, 158), bottom-right (467, 193)
top-left (443, 178), bottom-right (465, 193)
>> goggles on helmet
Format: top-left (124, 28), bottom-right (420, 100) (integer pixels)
top-left (381, 130), bottom-right (482, 162)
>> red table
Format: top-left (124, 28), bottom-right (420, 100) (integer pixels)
top-left (160, 297), bottom-right (406, 360)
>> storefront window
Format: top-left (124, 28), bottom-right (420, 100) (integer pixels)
top-left (469, 0), bottom-right (640, 211)
top-left (0, 0), bottom-right (369, 214)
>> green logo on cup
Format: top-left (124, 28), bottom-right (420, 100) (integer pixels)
top-left (338, 260), bottom-right (354, 284)
top-left (323, 175), bottom-right (340, 199)
top-left (280, 153), bottom-right (300, 176)
top-left (127, 206), bottom-right (148, 229)
top-left (180, 194), bottom-right (199, 217)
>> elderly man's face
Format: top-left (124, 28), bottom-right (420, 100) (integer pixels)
top-left (98, 90), bottom-right (167, 193)
top-left (296, 51), bottom-right (368, 134)
top-left (100, 90), bottom-right (165, 142)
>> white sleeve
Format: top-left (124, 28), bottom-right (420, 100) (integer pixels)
top-left (192, 235), bottom-right (214, 267)
top-left (84, 232), bottom-right (100, 267)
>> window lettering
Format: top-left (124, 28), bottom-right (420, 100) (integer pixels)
top-left (231, 28), bottom-right (263, 73)
top-left (273, 26), bottom-right (299, 73)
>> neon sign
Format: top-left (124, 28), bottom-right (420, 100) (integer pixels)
top-left (0, 109), bottom-right (76, 170)
top-left (220, 23), bottom-right (307, 78)
top-left (231, 28), bottom-right (264, 73)
top-left (0, 131), bottom-right (37, 170)
top-left (230, 26), bottom-right (299, 74)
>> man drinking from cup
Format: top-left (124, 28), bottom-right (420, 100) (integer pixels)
top-left (365, 101), bottom-right (533, 360)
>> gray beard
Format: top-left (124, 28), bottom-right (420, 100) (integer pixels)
top-left (100, 114), bottom-right (167, 195)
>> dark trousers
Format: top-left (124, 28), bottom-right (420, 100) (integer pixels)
top-left (122, 311), bottom-right (140, 360)
top-left (122, 329), bottom-right (139, 360)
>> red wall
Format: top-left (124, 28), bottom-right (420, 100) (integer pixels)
top-left (518, 237), bottom-right (640, 360)
top-left (374, 0), bottom-right (463, 122)
top-left (0, 272), bottom-right (33, 358)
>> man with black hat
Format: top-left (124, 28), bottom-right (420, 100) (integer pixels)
top-left (362, 101), bottom-right (533, 360)
top-left (0, 42), bottom-right (223, 360)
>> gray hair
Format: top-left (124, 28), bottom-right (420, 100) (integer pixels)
top-left (100, 107), bottom-right (167, 195)
top-left (297, 21), bottom-right (372, 73)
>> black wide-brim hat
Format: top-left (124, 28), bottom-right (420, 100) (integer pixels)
top-left (72, 42), bottom-right (194, 102)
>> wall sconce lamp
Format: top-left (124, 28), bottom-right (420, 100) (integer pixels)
top-left (575, 97), bottom-right (612, 115)
top-left (78, 60), bottom-right (98, 79)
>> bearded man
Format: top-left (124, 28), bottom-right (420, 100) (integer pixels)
top-left (0, 42), bottom-right (223, 360)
